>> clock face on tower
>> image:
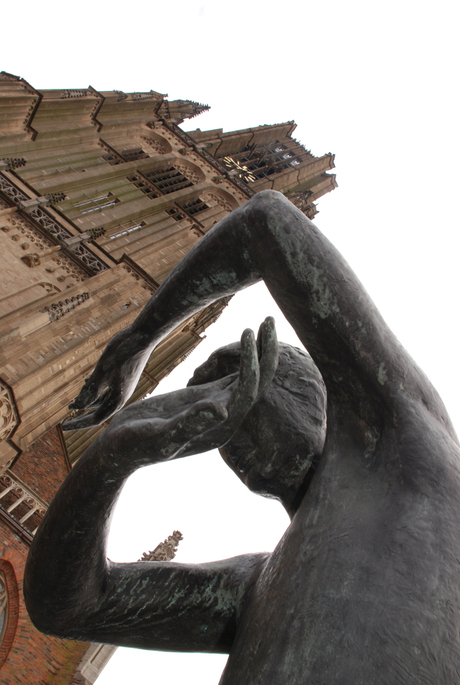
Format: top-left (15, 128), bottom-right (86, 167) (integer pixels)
top-left (222, 156), bottom-right (257, 183)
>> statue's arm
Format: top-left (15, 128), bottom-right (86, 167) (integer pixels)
top-left (24, 428), bottom-right (266, 651)
top-left (68, 189), bottom-right (453, 435)
top-left (24, 333), bottom-right (273, 651)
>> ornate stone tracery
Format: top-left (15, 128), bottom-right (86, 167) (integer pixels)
top-left (203, 190), bottom-right (238, 213)
top-left (0, 473), bottom-right (47, 534)
top-left (69, 245), bottom-right (107, 272)
top-left (140, 134), bottom-right (171, 155)
top-left (173, 162), bottom-right (205, 185)
top-left (29, 207), bottom-right (73, 242)
top-left (0, 173), bottom-right (29, 203)
top-left (0, 385), bottom-right (18, 443)
top-left (30, 209), bottom-right (108, 273)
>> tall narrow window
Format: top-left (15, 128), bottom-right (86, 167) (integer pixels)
top-left (181, 199), bottom-right (209, 215)
top-left (74, 193), bottom-right (112, 208)
top-left (0, 561), bottom-right (19, 669)
top-left (102, 152), bottom-right (124, 166)
top-left (145, 167), bottom-right (193, 194)
top-left (109, 220), bottom-right (147, 240)
top-left (74, 193), bottom-right (120, 214)
top-left (122, 149), bottom-right (149, 162)
top-left (166, 207), bottom-right (185, 222)
top-left (0, 571), bottom-right (8, 647)
top-left (103, 149), bottom-right (149, 165)
top-left (128, 175), bottom-right (158, 200)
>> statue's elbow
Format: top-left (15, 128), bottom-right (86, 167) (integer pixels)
top-left (24, 575), bottom-right (77, 639)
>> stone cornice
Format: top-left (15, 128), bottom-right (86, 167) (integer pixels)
top-left (119, 254), bottom-right (160, 293)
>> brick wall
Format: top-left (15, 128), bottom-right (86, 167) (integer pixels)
top-left (0, 524), bottom-right (89, 684)
top-left (0, 428), bottom-right (91, 683)
top-left (11, 426), bottom-right (70, 506)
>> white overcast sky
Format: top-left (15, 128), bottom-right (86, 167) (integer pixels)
top-left (3, 1), bottom-right (460, 683)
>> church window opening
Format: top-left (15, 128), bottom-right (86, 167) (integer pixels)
top-left (74, 192), bottom-right (120, 214)
top-left (0, 474), bottom-right (47, 535)
top-left (180, 199), bottom-right (209, 215)
top-left (109, 220), bottom-right (147, 240)
top-left (144, 167), bottom-right (193, 194)
top-left (0, 572), bottom-right (8, 646)
top-left (104, 149), bottom-right (149, 165)
top-left (123, 149), bottom-right (149, 162)
top-left (166, 207), bottom-right (185, 222)
top-left (102, 153), bottom-right (123, 166)
top-left (128, 175), bottom-right (158, 200)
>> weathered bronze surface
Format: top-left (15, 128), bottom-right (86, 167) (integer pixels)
top-left (25, 191), bottom-right (460, 683)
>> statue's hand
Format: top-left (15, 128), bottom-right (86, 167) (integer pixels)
top-left (94, 319), bottom-right (278, 467)
top-left (62, 326), bottom-right (150, 431)
top-left (181, 318), bottom-right (279, 456)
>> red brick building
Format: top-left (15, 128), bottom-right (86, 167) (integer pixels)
top-left (0, 428), bottom-right (89, 684)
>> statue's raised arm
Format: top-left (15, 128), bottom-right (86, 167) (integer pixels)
top-left (65, 189), bottom-right (453, 439)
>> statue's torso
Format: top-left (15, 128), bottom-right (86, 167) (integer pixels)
top-left (220, 402), bottom-right (460, 684)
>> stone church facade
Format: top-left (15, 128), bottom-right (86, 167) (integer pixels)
top-left (0, 71), bottom-right (336, 683)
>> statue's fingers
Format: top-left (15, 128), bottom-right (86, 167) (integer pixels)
top-left (64, 382), bottom-right (124, 431)
top-left (68, 374), bottom-right (102, 411)
top-left (256, 317), bottom-right (279, 401)
top-left (62, 411), bottom-right (100, 431)
top-left (228, 329), bottom-right (259, 420)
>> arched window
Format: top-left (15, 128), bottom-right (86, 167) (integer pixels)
top-left (0, 572), bottom-right (8, 645)
top-left (0, 561), bottom-right (19, 669)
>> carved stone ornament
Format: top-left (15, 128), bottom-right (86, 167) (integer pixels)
top-left (45, 192), bottom-right (67, 205)
top-left (287, 189), bottom-right (318, 218)
top-left (173, 162), bottom-right (203, 185)
top-left (0, 384), bottom-right (18, 443)
top-left (40, 292), bottom-right (90, 322)
top-left (203, 191), bottom-right (237, 213)
top-left (60, 90), bottom-right (88, 99)
top-left (86, 227), bottom-right (106, 240)
top-left (139, 531), bottom-right (183, 562)
top-left (1, 158), bottom-right (26, 171)
top-left (21, 253), bottom-right (41, 267)
top-left (29, 208), bottom-right (108, 273)
top-left (140, 135), bottom-right (171, 155)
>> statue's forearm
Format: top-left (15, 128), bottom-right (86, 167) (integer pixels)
top-left (24, 436), bottom-right (132, 635)
top-left (130, 203), bottom-right (261, 352)
top-left (25, 383), bottom-right (230, 635)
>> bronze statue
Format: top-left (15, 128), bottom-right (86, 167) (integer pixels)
top-left (25, 191), bottom-right (460, 683)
